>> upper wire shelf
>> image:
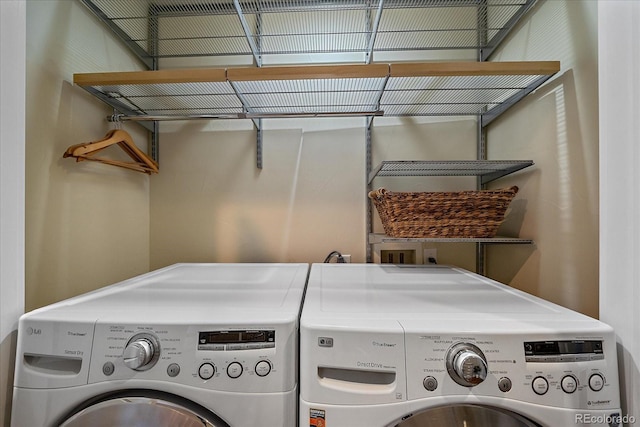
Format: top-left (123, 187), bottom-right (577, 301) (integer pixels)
top-left (73, 61), bottom-right (560, 128)
top-left (79, 0), bottom-right (538, 67)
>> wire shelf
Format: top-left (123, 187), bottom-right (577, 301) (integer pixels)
top-left (73, 61), bottom-right (559, 120)
top-left (369, 233), bottom-right (533, 244)
top-left (368, 160), bottom-right (534, 184)
top-left (80, 0), bottom-right (538, 65)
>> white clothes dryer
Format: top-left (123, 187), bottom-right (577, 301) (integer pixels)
top-left (12, 263), bottom-right (309, 427)
top-left (300, 264), bottom-right (622, 427)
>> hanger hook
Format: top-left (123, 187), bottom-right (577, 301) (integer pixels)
top-left (108, 110), bottom-right (123, 129)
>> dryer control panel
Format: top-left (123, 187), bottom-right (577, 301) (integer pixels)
top-left (14, 318), bottom-right (297, 394)
top-left (88, 323), bottom-right (295, 393)
top-left (404, 330), bottom-right (620, 411)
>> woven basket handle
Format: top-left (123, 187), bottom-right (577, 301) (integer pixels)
top-left (368, 188), bottom-right (386, 200)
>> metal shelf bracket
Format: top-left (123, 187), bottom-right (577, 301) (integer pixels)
top-left (234, 0), bottom-right (263, 67)
top-left (365, 0), bottom-right (385, 64)
top-left (256, 118), bottom-right (263, 169)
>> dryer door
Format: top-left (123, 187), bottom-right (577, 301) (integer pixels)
top-left (393, 404), bottom-right (541, 427)
top-left (60, 392), bottom-right (230, 427)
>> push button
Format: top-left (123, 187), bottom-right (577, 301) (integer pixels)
top-left (498, 377), bottom-right (512, 392)
top-left (532, 376), bottom-right (549, 395)
top-left (589, 373), bottom-right (604, 391)
top-left (167, 363), bottom-right (181, 378)
top-left (255, 360), bottom-right (272, 377)
top-left (198, 363), bottom-right (215, 380)
top-left (102, 362), bottom-right (115, 376)
top-left (227, 361), bottom-right (243, 379)
top-left (423, 376), bottom-right (438, 392)
top-left (561, 375), bottom-right (577, 393)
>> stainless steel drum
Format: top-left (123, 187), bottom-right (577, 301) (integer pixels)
top-left (61, 392), bottom-right (230, 427)
top-left (393, 404), bottom-right (541, 427)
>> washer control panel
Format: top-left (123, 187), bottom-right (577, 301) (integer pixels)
top-left (404, 332), bottom-right (620, 411)
top-left (86, 323), bottom-right (296, 393)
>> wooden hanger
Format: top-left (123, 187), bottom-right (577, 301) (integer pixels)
top-left (63, 129), bottom-right (159, 174)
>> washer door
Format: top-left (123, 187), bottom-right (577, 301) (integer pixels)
top-left (393, 404), bottom-right (541, 427)
top-left (60, 391), bottom-right (230, 427)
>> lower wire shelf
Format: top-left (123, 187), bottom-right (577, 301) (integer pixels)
top-left (369, 233), bottom-right (533, 245)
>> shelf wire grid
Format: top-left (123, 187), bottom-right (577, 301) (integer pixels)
top-left (91, 81), bottom-right (244, 116)
top-left (381, 73), bottom-right (544, 116)
top-left (76, 62), bottom-right (557, 119)
top-left (230, 76), bottom-right (387, 114)
top-left (368, 160), bottom-right (534, 184)
top-left (82, 0), bottom-right (536, 60)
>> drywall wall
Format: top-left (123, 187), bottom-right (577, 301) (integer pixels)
top-left (599, 0), bottom-right (640, 422)
top-left (1, 1), bottom-right (26, 424)
top-left (484, 0), bottom-right (600, 317)
top-left (150, 121), bottom-right (368, 266)
top-left (25, 0), bottom-right (151, 310)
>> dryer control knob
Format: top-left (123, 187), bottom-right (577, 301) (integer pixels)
top-left (123, 333), bottom-right (160, 371)
top-left (446, 342), bottom-right (488, 387)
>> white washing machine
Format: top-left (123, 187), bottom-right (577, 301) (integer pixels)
top-left (11, 263), bottom-right (309, 427)
top-left (300, 264), bottom-right (622, 427)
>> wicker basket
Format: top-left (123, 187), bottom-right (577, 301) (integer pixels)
top-left (368, 186), bottom-right (519, 238)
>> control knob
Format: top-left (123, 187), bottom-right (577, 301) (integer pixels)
top-left (123, 333), bottom-right (160, 371)
top-left (446, 342), bottom-right (488, 387)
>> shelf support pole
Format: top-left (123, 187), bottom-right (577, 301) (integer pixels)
top-left (151, 121), bottom-right (160, 163)
top-left (476, 115), bottom-right (488, 275)
top-left (148, 4), bottom-right (160, 162)
top-left (476, 0), bottom-right (488, 62)
top-left (229, 81), bottom-right (263, 169)
top-left (256, 119), bottom-right (263, 170)
top-left (366, 69), bottom-right (389, 261)
top-left (366, 122), bottom-right (373, 263)
top-left (477, 115), bottom-right (487, 175)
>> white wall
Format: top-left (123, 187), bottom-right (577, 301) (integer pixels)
top-left (150, 120), bottom-right (370, 266)
top-left (1, 2), bottom-right (26, 424)
top-left (25, 0), bottom-right (151, 311)
top-left (599, 1), bottom-right (640, 422)
top-left (485, 0), bottom-right (600, 317)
